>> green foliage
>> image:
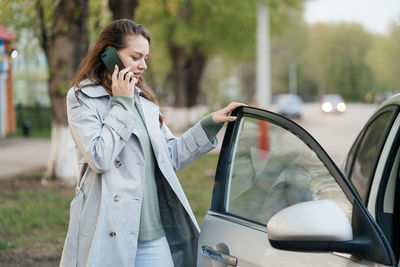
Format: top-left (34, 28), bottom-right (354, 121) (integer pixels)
top-left (54, 82), bottom-right (69, 96)
top-left (366, 22), bottom-right (400, 92)
top-left (135, 0), bottom-right (306, 104)
top-left (73, 6), bottom-right (82, 21)
top-left (59, 25), bottom-right (69, 35)
top-left (88, 0), bottom-right (112, 44)
top-left (0, 0), bottom-right (55, 42)
top-left (302, 23), bottom-right (375, 101)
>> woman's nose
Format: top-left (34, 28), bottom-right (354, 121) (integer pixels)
top-left (139, 59), bottom-right (147, 70)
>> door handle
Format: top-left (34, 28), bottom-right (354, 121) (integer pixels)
top-left (201, 245), bottom-right (238, 266)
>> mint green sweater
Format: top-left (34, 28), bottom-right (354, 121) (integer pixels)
top-left (112, 96), bottom-right (223, 241)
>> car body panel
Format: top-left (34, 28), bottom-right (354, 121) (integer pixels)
top-left (198, 212), bottom-right (360, 267)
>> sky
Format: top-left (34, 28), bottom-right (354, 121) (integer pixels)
top-left (304, 0), bottom-right (400, 35)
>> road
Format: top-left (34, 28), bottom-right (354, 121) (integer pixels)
top-left (0, 137), bottom-right (50, 179)
top-left (295, 103), bottom-right (379, 166)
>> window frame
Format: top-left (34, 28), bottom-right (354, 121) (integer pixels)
top-left (211, 106), bottom-right (358, 215)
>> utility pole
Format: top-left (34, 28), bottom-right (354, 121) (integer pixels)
top-left (256, 1), bottom-right (271, 108)
top-left (289, 59), bottom-right (297, 95)
top-left (256, 2), bottom-right (272, 159)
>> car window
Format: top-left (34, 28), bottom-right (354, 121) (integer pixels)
top-left (224, 116), bottom-right (352, 225)
top-left (347, 111), bottom-right (395, 203)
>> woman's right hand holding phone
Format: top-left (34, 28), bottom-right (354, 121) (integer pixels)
top-left (111, 65), bottom-right (137, 98)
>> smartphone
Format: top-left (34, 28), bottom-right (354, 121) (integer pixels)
top-left (101, 47), bottom-right (126, 74)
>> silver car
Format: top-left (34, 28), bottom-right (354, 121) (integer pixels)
top-left (197, 95), bottom-right (400, 266)
top-left (275, 94), bottom-right (303, 118)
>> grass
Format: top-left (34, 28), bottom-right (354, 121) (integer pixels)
top-left (177, 153), bottom-right (219, 225)
top-left (0, 153), bottom-right (220, 261)
top-left (0, 171), bottom-right (74, 260)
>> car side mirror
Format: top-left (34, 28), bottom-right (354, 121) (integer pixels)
top-left (267, 200), bottom-right (352, 242)
top-left (267, 200), bottom-right (355, 252)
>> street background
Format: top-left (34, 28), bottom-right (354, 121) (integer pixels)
top-left (0, 0), bottom-right (399, 264)
top-left (0, 102), bottom-right (379, 180)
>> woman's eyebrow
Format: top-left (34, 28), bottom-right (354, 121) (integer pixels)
top-left (131, 51), bottom-right (149, 57)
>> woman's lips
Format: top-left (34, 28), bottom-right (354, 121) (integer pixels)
top-left (133, 73), bottom-right (141, 79)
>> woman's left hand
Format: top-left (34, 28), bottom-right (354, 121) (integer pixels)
top-left (212, 102), bottom-right (247, 124)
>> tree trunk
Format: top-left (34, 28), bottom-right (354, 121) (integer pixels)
top-left (108, 0), bottom-right (139, 20)
top-left (187, 46), bottom-right (206, 107)
top-left (170, 46), bottom-right (188, 107)
top-left (169, 44), bottom-right (206, 107)
top-left (38, 0), bottom-right (89, 181)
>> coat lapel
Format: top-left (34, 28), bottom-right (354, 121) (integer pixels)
top-left (135, 92), bottom-right (199, 232)
top-left (135, 96), bottom-right (162, 159)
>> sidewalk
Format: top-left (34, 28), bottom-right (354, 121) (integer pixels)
top-left (0, 137), bottom-right (50, 179)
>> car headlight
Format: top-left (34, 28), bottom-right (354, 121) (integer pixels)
top-left (337, 102), bottom-right (346, 112)
top-left (322, 102), bottom-right (332, 112)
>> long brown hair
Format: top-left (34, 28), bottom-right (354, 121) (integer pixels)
top-left (70, 19), bottom-right (163, 123)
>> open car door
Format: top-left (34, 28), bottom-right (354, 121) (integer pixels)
top-left (197, 106), bottom-right (395, 267)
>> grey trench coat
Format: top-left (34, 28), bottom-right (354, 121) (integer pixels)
top-left (60, 82), bottom-right (217, 267)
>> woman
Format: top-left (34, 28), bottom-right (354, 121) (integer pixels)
top-left (60, 19), bottom-right (244, 267)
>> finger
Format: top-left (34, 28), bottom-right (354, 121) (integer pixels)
top-left (125, 71), bottom-right (133, 81)
top-left (215, 115), bottom-right (237, 123)
top-left (229, 102), bottom-right (247, 110)
top-left (227, 116), bottom-right (237, 122)
top-left (221, 102), bottom-right (246, 114)
top-left (112, 65), bottom-right (119, 82)
top-left (130, 77), bottom-right (138, 85)
top-left (118, 66), bottom-right (131, 80)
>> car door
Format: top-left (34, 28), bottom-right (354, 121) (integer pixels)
top-left (197, 106), bottom-right (395, 267)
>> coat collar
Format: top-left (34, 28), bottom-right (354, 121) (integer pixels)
top-left (80, 85), bottom-right (109, 98)
top-left (79, 80), bottom-right (110, 98)
top-left (78, 80), bottom-right (145, 101)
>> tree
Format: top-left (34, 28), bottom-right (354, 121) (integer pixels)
top-left (108, 0), bottom-right (139, 20)
top-left (366, 22), bottom-right (400, 93)
top-left (136, 0), bottom-right (306, 107)
top-left (37, 0), bottom-right (89, 180)
top-left (303, 23), bottom-right (374, 101)
top-left (1, 0), bottom-right (89, 181)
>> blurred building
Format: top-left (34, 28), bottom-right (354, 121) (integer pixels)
top-left (0, 24), bottom-right (16, 138)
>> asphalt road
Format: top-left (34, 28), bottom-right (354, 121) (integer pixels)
top-left (294, 103), bottom-right (379, 166)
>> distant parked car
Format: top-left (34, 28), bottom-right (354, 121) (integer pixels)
top-left (374, 91), bottom-right (399, 104)
top-left (275, 94), bottom-right (303, 118)
top-left (321, 94), bottom-right (346, 113)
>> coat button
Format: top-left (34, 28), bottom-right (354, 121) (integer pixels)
top-left (109, 231), bottom-right (116, 237)
top-left (114, 195), bottom-right (120, 202)
top-left (115, 160), bottom-right (122, 168)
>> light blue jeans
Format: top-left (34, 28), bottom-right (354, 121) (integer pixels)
top-left (135, 236), bottom-right (174, 267)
